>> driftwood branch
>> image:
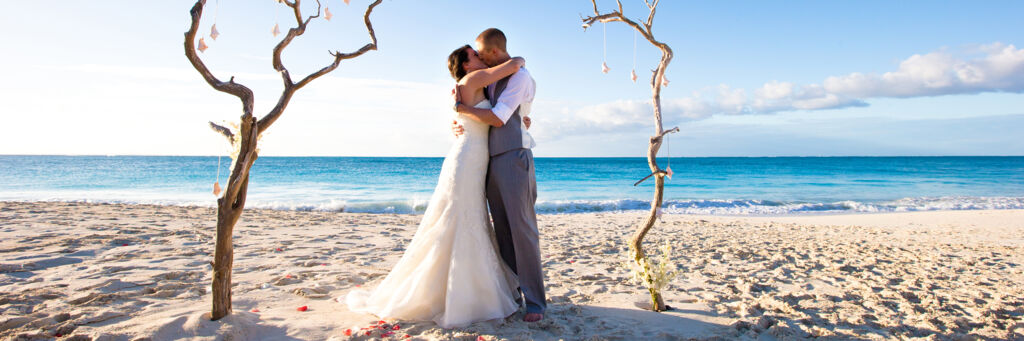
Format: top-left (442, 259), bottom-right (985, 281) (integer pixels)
top-left (208, 122), bottom-right (234, 142)
top-left (258, 0), bottom-right (383, 135)
top-left (183, 0), bottom-right (383, 321)
top-left (633, 170), bottom-right (668, 186)
top-left (584, 0), bottom-right (675, 313)
top-left (184, 0), bottom-right (254, 117)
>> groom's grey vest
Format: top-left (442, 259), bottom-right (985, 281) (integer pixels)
top-left (487, 76), bottom-right (524, 157)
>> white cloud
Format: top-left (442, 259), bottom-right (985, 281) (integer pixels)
top-left (551, 42), bottom-right (1024, 139)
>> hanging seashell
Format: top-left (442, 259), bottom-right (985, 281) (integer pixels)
top-left (601, 62), bottom-right (610, 74)
top-left (324, 6), bottom-right (333, 20)
top-left (665, 166), bottom-right (673, 180)
top-left (655, 207), bottom-right (663, 220)
top-left (582, 23), bottom-right (590, 30)
top-left (212, 181), bottom-right (221, 196)
top-left (662, 74), bottom-right (670, 87)
top-left (210, 24), bottom-right (220, 40)
top-left (198, 37), bottom-right (209, 52)
top-left (272, 23), bottom-right (281, 37)
top-left (343, 0), bottom-right (350, 4)
top-left (631, 69), bottom-right (638, 83)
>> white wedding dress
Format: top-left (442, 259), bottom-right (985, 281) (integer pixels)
top-left (346, 101), bottom-right (519, 328)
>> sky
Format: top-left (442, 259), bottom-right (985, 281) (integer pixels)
top-left (0, 0), bottom-right (1022, 157)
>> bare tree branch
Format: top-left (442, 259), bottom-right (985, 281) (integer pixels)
top-left (258, 0), bottom-right (383, 135)
top-left (184, 0), bottom-right (254, 116)
top-left (208, 121), bottom-right (234, 141)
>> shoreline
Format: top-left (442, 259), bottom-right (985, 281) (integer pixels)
top-left (3, 199), bottom-right (1023, 217)
top-left (1, 201), bottom-right (1022, 340)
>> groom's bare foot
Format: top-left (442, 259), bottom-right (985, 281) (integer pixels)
top-left (523, 313), bottom-right (543, 322)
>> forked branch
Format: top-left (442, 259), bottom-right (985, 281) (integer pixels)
top-left (258, 0), bottom-right (383, 134)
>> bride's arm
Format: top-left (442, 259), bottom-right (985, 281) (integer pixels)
top-left (461, 57), bottom-right (525, 91)
top-left (453, 58), bottom-right (525, 128)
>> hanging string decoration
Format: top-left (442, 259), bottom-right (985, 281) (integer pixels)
top-left (272, 0), bottom-right (282, 37)
top-left (665, 133), bottom-right (673, 179)
top-left (631, 30), bottom-right (638, 82)
top-left (343, 0), bottom-right (350, 5)
top-left (601, 22), bottom-right (610, 74)
top-left (198, 37), bottom-right (209, 52)
top-left (213, 155), bottom-right (223, 196)
top-left (210, 0), bottom-right (220, 40)
top-left (323, 0), bottom-right (333, 20)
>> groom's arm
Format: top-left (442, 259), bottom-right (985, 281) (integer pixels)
top-left (456, 69), bottom-right (532, 128)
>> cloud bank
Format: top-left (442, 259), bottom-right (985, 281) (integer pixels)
top-left (536, 42), bottom-right (1024, 138)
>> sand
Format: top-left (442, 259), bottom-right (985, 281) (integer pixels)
top-left (1, 201), bottom-right (1022, 340)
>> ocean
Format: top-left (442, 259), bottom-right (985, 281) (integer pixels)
top-left (1, 155), bottom-right (1022, 215)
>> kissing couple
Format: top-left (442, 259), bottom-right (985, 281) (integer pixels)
top-left (346, 28), bottom-right (546, 328)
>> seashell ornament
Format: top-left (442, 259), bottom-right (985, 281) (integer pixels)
top-left (662, 74), bottom-right (670, 87)
top-left (272, 23), bottom-right (281, 37)
top-left (198, 37), bottom-right (209, 52)
top-left (343, 0), bottom-right (350, 4)
top-left (213, 181), bottom-right (221, 196)
top-left (665, 166), bottom-right (673, 180)
top-left (210, 24), bottom-right (220, 40)
top-left (324, 7), bottom-right (333, 20)
top-left (601, 62), bottom-right (610, 74)
top-left (631, 69), bottom-right (638, 82)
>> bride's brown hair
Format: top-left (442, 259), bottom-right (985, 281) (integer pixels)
top-left (447, 44), bottom-right (472, 81)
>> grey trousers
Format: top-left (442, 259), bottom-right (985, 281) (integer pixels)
top-left (486, 148), bottom-right (545, 314)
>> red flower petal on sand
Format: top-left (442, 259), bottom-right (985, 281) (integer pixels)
top-left (55, 333), bottom-right (62, 337)
top-left (392, 325), bottom-right (401, 330)
top-left (122, 243), bottom-right (129, 246)
top-left (297, 306), bottom-right (308, 312)
top-left (285, 274), bottom-right (293, 279)
top-left (404, 335), bottom-right (411, 339)
top-left (478, 336), bottom-right (486, 341)
top-left (250, 308), bottom-right (260, 313)
top-left (344, 329), bottom-right (352, 336)
top-left (365, 331), bottom-right (373, 336)
top-left (383, 332), bottom-right (394, 337)
top-left (276, 248), bottom-right (283, 252)
top-left (378, 320), bottom-right (386, 325)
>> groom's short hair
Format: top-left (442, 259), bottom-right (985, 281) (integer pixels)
top-left (476, 28), bottom-right (507, 53)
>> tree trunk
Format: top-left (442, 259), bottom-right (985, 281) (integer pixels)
top-left (211, 115), bottom-right (257, 320)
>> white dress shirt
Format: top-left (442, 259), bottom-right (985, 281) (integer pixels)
top-left (491, 67), bottom-right (536, 149)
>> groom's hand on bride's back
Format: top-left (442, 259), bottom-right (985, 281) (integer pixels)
top-left (451, 120), bottom-right (465, 137)
top-left (450, 86), bottom-right (465, 137)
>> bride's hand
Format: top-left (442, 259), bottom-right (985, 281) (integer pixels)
top-left (523, 116), bottom-right (531, 129)
top-left (511, 56), bottom-right (526, 68)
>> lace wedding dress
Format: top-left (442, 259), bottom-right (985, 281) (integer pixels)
top-left (346, 100), bottom-right (519, 328)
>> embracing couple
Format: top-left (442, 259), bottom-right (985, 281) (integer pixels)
top-left (346, 28), bottom-right (545, 328)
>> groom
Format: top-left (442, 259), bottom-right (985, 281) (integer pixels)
top-left (453, 28), bottom-right (545, 322)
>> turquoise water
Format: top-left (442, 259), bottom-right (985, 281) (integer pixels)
top-left (1, 155), bottom-right (1022, 215)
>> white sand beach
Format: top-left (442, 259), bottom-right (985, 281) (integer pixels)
top-left (1, 201), bottom-right (1022, 340)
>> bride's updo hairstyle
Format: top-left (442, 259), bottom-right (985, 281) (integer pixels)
top-left (447, 44), bottom-right (472, 81)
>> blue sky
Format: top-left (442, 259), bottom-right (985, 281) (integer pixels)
top-left (1, 0), bottom-right (1022, 156)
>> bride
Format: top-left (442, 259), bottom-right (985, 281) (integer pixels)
top-left (345, 45), bottom-right (528, 328)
